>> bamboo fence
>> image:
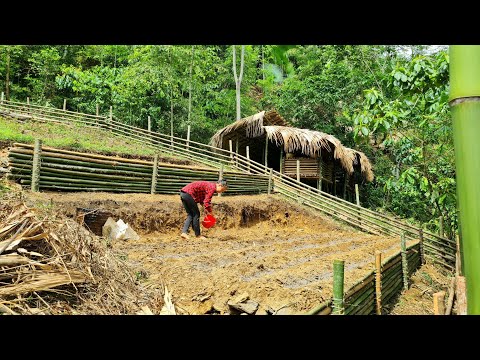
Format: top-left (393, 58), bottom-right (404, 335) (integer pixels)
top-left (7, 143), bottom-right (270, 195)
top-left (0, 99), bottom-right (456, 271)
top-left (308, 241), bottom-right (422, 315)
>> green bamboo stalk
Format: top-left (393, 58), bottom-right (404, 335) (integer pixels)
top-left (450, 45), bottom-right (480, 313)
top-left (332, 259), bottom-right (345, 315)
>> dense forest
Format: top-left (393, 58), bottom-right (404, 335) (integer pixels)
top-left (0, 45), bottom-right (454, 237)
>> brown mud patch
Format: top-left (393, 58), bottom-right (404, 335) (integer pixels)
top-left (25, 191), bottom-right (410, 315)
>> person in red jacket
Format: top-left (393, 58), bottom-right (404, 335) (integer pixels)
top-left (179, 179), bottom-right (228, 240)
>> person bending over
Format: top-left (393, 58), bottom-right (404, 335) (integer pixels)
top-left (179, 179), bottom-right (228, 240)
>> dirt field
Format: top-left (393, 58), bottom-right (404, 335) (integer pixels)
top-left (23, 191), bottom-right (414, 315)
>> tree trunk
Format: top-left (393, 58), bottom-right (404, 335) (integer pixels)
top-left (233, 45), bottom-right (245, 120)
top-left (5, 47), bottom-right (10, 100)
top-left (188, 45), bottom-right (195, 125)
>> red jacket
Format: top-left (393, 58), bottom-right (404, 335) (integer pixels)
top-left (181, 181), bottom-right (216, 212)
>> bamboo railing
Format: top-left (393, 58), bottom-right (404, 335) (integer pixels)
top-left (308, 242), bottom-right (422, 315)
top-left (0, 99), bottom-right (456, 270)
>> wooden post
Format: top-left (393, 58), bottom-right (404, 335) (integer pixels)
top-left (456, 234), bottom-right (462, 276)
top-left (27, 97), bottom-right (30, 106)
top-left (332, 259), bottom-right (345, 315)
top-left (419, 228), bottom-right (425, 265)
top-left (229, 139), bottom-right (233, 164)
top-left (148, 116), bottom-right (151, 132)
top-left (31, 139), bottom-right (42, 192)
top-left (433, 291), bottom-right (446, 315)
top-left (401, 233), bottom-right (409, 291)
top-left (150, 154), bottom-right (158, 194)
top-left (343, 174), bottom-right (348, 199)
top-left (1, 92), bottom-right (4, 103)
top-left (375, 251), bottom-right (382, 315)
top-left (445, 277), bottom-right (456, 315)
top-left (279, 148), bottom-right (284, 174)
top-left (218, 164), bottom-right (224, 197)
top-left (186, 125), bottom-right (191, 152)
top-left (235, 137), bottom-right (239, 167)
top-left (268, 168), bottom-right (273, 195)
top-left (63, 99), bottom-right (67, 111)
top-left (264, 135), bottom-right (268, 169)
top-left (296, 159), bottom-right (300, 182)
top-left (246, 146), bottom-right (251, 173)
top-left (355, 184), bottom-right (360, 206)
top-left (456, 275), bottom-right (467, 314)
top-left (318, 156), bottom-right (322, 191)
top-left (96, 104), bottom-right (99, 116)
top-left (109, 106), bottom-right (113, 124)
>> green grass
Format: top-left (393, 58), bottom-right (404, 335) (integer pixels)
top-left (0, 116), bottom-right (166, 158)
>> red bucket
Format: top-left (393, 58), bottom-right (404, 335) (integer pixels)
top-left (201, 214), bottom-right (216, 229)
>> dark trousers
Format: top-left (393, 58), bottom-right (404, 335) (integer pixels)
top-left (180, 191), bottom-right (200, 236)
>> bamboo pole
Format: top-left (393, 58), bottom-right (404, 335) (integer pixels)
top-left (63, 99), bottom-right (67, 111)
top-left (401, 233), bottom-right (408, 291)
top-left (109, 106), bottom-right (112, 126)
top-left (148, 116), bottom-right (151, 132)
top-left (279, 147), bottom-right (284, 174)
top-left (445, 277), bottom-right (456, 315)
top-left (449, 45), bottom-right (480, 313)
top-left (31, 139), bottom-right (42, 192)
top-left (186, 125), bottom-right (191, 152)
top-left (151, 154), bottom-right (158, 194)
top-left (264, 135), bottom-right (268, 168)
top-left (96, 104), bottom-right (99, 116)
top-left (375, 251), bottom-right (382, 315)
top-left (246, 146), bottom-right (250, 173)
top-left (332, 259), bottom-right (345, 315)
top-left (296, 160), bottom-right (300, 182)
top-left (235, 138), bottom-right (239, 167)
top-left (1, 92), bottom-right (4, 103)
top-left (433, 291), bottom-right (446, 315)
top-left (268, 168), bottom-right (273, 195)
top-left (355, 184), bottom-right (360, 206)
top-left (218, 164), bottom-right (224, 197)
top-left (419, 228), bottom-right (425, 265)
top-left (229, 140), bottom-right (233, 164)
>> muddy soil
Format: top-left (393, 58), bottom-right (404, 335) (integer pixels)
top-left (24, 191), bottom-right (412, 315)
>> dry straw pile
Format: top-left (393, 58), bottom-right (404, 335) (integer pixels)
top-left (0, 195), bottom-right (163, 315)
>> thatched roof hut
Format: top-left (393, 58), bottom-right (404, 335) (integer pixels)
top-left (210, 110), bottom-right (374, 182)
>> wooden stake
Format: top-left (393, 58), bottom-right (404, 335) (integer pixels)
top-left (439, 216), bottom-right (444, 237)
top-left (229, 140), bottom-right (233, 164)
top-left (148, 116), bottom-right (151, 132)
top-left (218, 164), bottom-right (224, 197)
top-left (268, 168), bottom-right (273, 195)
top-left (186, 125), bottom-right (191, 151)
top-left (445, 277), bottom-right (456, 315)
top-left (235, 137), bottom-right (239, 167)
top-left (246, 146), bottom-right (250, 173)
top-left (375, 251), bottom-right (382, 315)
top-left (419, 228), bottom-right (425, 265)
top-left (433, 291), bottom-right (446, 315)
top-left (401, 233), bottom-right (409, 291)
top-left (264, 135), bottom-right (268, 168)
top-left (279, 148), bottom-right (284, 174)
top-left (150, 154), bottom-right (158, 194)
top-left (1, 92), bottom-right (4, 103)
top-left (355, 183), bottom-right (360, 206)
top-left (96, 104), bottom-right (99, 116)
top-left (332, 259), bottom-right (345, 315)
top-left (31, 139), bottom-right (42, 192)
top-left (109, 106), bottom-right (113, 124)
top-left (63, 99), bottom-right (67, 111)
top-left (296, 159), bottom-right (300, 182)
top-left (27, 97), bottom-right (30, 106)
top-left (456, 275), bottom-right (467, 314)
